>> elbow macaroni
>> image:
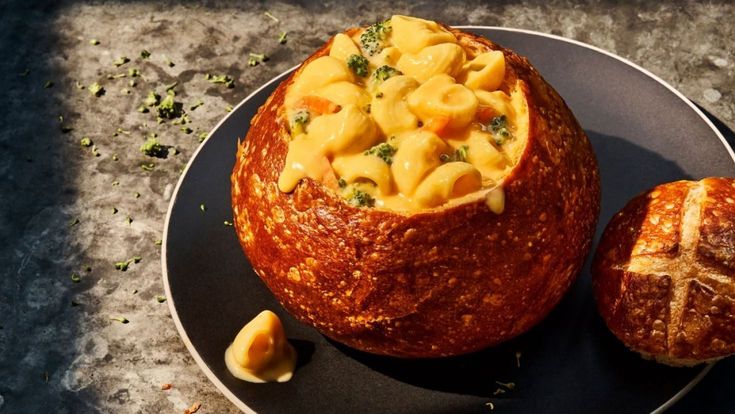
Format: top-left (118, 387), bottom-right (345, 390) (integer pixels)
top-left (279, 15), bottom-right (528, 213)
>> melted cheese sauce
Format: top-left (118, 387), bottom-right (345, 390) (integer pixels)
top-left (278, 15), bottom-right (529, 212)
top-left (224, 310), bottom-right (296, 383)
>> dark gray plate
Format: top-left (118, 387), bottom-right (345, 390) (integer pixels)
top-left (162, 27), bottom-right (735, 414)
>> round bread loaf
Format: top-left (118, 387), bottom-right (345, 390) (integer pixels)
top-left (232, 18), bottom-right (600, 357)
top-left (593, 177), bottom-right (735, 366)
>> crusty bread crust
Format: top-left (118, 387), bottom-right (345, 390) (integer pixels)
top-left (593, 178), bottom-right (735, 366)
top-left (231, 25), bottom-right (600, 357)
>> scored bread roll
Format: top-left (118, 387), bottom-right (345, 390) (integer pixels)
top-left (593, 177), bottom-right (735, 366)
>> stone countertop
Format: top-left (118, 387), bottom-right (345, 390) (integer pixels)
top-left (0, 1), bottom-right (733, 412)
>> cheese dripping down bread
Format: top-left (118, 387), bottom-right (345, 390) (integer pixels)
top-left (231, 16), bottom-right (599, 357)
top-left (593, 178), bottom-right (735, 366)
top-left (278, 15), bottom-right (529, 212)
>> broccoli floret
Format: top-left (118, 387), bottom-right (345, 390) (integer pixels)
top-left (364, 142), bottom-right (396, 165)
top-left (347, 189), bottom-right (375, 208)
top-left (347, 54), bottom-right (369, 77)
top-left (373, 65), bottom-right (402, 82)
top-left (360, 19), bottom-right (392, 56)
top-left (440, 145), bottom-right (469, 163)
top-left (488, 115), bottom-right (513, 145)
top-left (140, 138), bottom-right (169, 158)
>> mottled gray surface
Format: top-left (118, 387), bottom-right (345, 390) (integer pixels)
top-left (0, 1), bottom-right (733, 413)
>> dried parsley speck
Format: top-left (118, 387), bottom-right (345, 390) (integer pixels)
top-left (70, 273), bottom-right (81, 283)
top-left (43, 80), bottom-right (54, 89)
top-left (198, 132), bottom-right (208, 143)
top-left (89, 39), bottom-right (100, 45)
top-left (278, 31), bottom-right (288, 44)
top-left (68, 218), bottom-right (80, 227)
top-left (223, 220), bottom-right (233, 227)
top-left (154, 239), bottom-right (162, 245)
top-left (140, 49), bottom-right (151, 59)
top-left (134, 192), bottom-right (141, 199)
top-left (156, 295), bottom-right (167, 303)
top-left (199, 203), bottom-right (207, 212)
top-left (111, 207), bottom-right (118, 215)
top-left (189, 99), bottom-right (204, 111)
top-left (125, 216), bottom-right (133, 225)
top-left (110, 316), bottom-right (129, 324)
top-left (80, 137), bottom-right (93, 147)
top-left (264, 11), bottom-right (279, 22)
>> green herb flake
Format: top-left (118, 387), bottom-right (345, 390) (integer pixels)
top-left (110, 316), bottom-right (129, 324)
top-left (89, 39), bottom-right (100, 45)
top-left (115, 261), bottom-right (129, 271)
top-left (375, 92), bottom-right (384, 98)
top-left (137, 105), bottom-right (149, 113)
top-left (225, 104), bottom-right (233, 113)
top-left (92, 145), bottom-right (101, 157)
top-left (80, 137), bottom-right (93, 147)
top-left (165, 81), bottom-right (178, 94)
top-left (248, 53), bottom-right (268, 67)
top-left (337, 178), bottom-right (347, 188)
top-left (156, 295), bottom-right (167, 303)
top-left (223, 220), bottom-right (233, 227)
top-left (154, 239), bottom-right (162, 245)
top-left (75, 81), bottom-right (85, 90)
top-left (166, 59), bottom-right (175, 68)
top-left (68, 218), bottom-right (80, 227)
top-left (112, 180), bottom-right (120, 186)
top-left (43, 80), bottom-right (54, 89)
top-left (140, 49), bottom-right (151, 59)
top-left (157, 94), bottom-right (181, 119)
top-left (112, 154), bottom-right (119, 161)
top-left (125, 216), bottom-right (133, 225)
top-left (134, 192), bottom-right (140, 199)
top-left (360, 20), bottom-right (392, 56)
top-left (278, 31), bottom-right (288, 44)
top-left (70, 273), bottom-right (81, 283)
top-left (107, 73), bottom-right (126, 79)
top-left (199, 203), bottom-right (207, 212)
top-left (189, 99), bottom-right (204, 111)
top-left (111, 207), bottom-right (118, 215)
top-left (347, 54), bottom-right (369, 77)
top-left (347, 189), bottom-right (375, 208)
top-left (120, 88), bottom-right (131, 95)
top-left (373, 65), bottom-right (402, 82)
top-left (140, 138), bottom-right (169, 158)
top-left (141, 163), bottom-right (155, 171)
top-left (132, 256), bottom-right (142, 263)
top-left (264, 11), bottom-right (279, 22)
top-left (113, 56), bottom-right (130, 67)
top-left (89, 82), bottom-right (105, 97)
top-left (364, 142), bottom-right (396, 165)
top-left (128, 68), bottom-right (140, 77)
top-left (181, 126), bottom-right (193, 134)
top-left (198, 132), bottom-right (208, 142)
top-left (128, 79), bottom-right (137, 88)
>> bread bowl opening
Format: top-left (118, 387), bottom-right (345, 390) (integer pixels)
top-left (277, 15), bottom-right (529, 213)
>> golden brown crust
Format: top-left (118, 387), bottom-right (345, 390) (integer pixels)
top-left (593, 178), bottom-right (735, 366)
top-left (232, 25), bottom-right (600, 357)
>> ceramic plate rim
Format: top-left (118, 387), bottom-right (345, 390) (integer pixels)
top-left (161, 26), bottom-right (734, 414)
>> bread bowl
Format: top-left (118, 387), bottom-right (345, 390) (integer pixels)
top-left (231, 16), bottom-right (600, 357)
top-left (593, 178), bottom-right (735, 366)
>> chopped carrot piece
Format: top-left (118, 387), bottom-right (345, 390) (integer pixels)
top-left (295, 96), bottom-right (340, 115)
top-left (317, 156), bottom-right (340, 190)
top-left (421, 116), bottom-right (451, 136)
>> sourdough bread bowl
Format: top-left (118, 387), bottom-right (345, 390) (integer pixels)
top-left (593, 178), bottom-right (735, 366)
top-left (231, 16), bottom-right (600, 357)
